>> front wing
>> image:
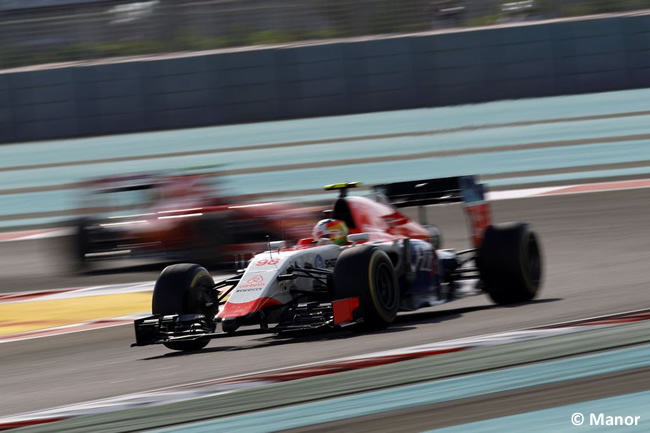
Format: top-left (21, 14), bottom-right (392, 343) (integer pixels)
top-left (132, 298), bottom-right (361, 347)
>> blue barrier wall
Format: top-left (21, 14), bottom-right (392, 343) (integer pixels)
top-left (1, 14), bottom-right (648, 144)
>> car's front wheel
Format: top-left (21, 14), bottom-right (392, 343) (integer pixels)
top-left (333, 246), bottom-right (399, 330)
top-left (152, 263), bottom-right (217, 351)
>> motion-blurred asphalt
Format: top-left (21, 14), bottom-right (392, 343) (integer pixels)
top-left (0, 188), bottom-right (648, 418)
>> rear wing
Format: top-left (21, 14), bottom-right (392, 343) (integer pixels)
top-left (373, 176), bottom-right (491, 248)
top-left (372, 176), bottom-right (485, 208)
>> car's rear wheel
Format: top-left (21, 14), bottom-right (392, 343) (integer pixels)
top-left (70, 218), bottom-right (92, 273)
top-left (478, 223), bottom-right (543, 304)
top-left (333, 246), bottom-right (399, 330)
top-left (152, 263), bottom-right (217, 351)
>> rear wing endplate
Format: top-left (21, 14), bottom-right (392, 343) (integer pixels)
top-left (373, 176), bottom-right (491, 248)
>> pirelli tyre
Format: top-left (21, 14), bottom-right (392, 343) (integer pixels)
top-left (152, 263), bottom-right (217, 351)
top-left (478, 223), bottom-right (543, 305)
top-left (333, 246), bottom-right (399, 330)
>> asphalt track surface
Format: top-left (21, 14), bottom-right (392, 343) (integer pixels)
top-left (1, 188), bottom-right (649, 422)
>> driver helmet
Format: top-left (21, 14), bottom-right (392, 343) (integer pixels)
top-left (312, 219), bottom-right (348, 245)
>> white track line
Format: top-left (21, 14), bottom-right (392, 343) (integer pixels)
top-left (0, 282), bottom-right (155, 305)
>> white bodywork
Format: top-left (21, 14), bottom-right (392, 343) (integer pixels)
top-left (218, 236), bottom-right (440, 322)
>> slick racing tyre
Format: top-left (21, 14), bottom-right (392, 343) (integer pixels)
top-left (70, 217), bottom-right (93, 273)
top-left (477, 223), bottom-right (543, 305)
top-left (152, 263), bottom-right (217, 351)
top-left (333, 246), bottom-right (399, 330)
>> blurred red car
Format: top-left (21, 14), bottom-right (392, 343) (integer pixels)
top-left (71, 172), bottom-right (319, 270)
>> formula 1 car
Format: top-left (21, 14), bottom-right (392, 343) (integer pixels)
top-left (72, 172), bottom-right (318, 270)
top-left (133, 176), bottom-right (543, 351)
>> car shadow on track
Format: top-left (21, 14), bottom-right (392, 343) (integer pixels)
top-left (500, 298), bottom-right (562, 307)
top-left (141, 298), bottom-right (563, 359)
top-left (141, 345), bottom-right (240, 360)
top-left (394, 297), bottom-right (563, 325)
top-left (393, 304), bottom-right (492, 326)
top-left (141, 326), bottom-right (418, 360)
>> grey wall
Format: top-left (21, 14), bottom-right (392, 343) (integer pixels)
top-left (1, 13), bottom-right (649, 144)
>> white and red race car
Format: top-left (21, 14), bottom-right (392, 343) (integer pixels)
top-left (133, 176), bottom-right (543, 351)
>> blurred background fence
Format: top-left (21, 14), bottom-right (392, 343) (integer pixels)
top-left (1, 0), bottom-right (649, 70)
